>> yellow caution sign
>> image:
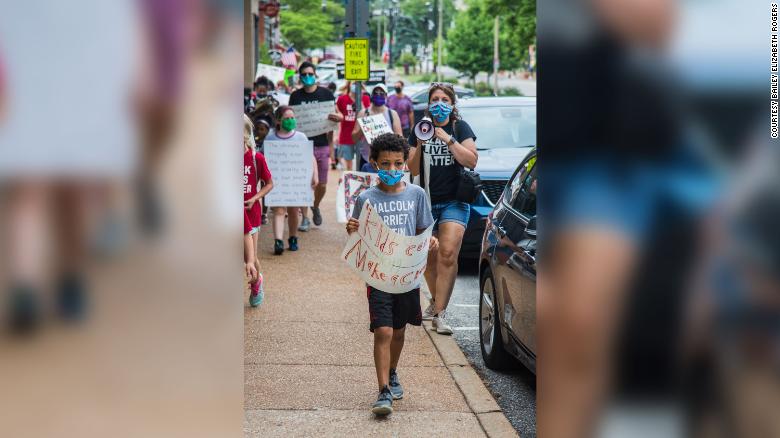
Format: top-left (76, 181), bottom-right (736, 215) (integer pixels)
top-left (344, 38), bottom-right (370, 81)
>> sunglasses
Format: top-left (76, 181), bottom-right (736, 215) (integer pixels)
top-left (300, 73), bottom-right (315, 77)
top-left (429, 82), bottom-right (454, 90)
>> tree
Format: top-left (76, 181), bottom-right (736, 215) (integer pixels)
top-left (279, 0), bottom-right (345, 51)
top-left (280, 10), bottom-right (333, 51)
top-left (485, 0), bottom-right (536, 65)
top-left (445, 4), bottom-right (493, 83)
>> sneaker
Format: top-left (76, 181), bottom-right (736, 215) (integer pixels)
top-left (274, 239), bottom-right (284, 255)
top-left (288, 236), bottom-right (299, 251)
top-left (298, 217), bottom-right (311, 232)
top-left (431, 312), bottom-right (453, 335)
top-left (7, 286), bottom-right (39, 335)
top-left (389, 368), bottom-right (404, 400)
top-left (422, 302), bottom-right (436, 321)
top-left (311, 207), bottom-right (323, 226)
top-left (371, 386), bottom-right (394, 415)
top-left (57, 273), bottom-right (87, 322)
top-left (249, 274), bottom-right (264, 307)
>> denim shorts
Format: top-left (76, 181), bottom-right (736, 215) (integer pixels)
top-left (337, 144), bottom-right (356, 160)
top-left (431, 201), bottom-right (470, 231)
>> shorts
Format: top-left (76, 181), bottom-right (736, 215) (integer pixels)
top-left (337, 144), bottom-right (356, 161)
top-left (367, 287), bottom-right (422, 332)
top-left (431, 201), bottom-right (470, 231)
top-left (314, 146), bottom-right (330, 184)
top-left (249, 226), bottom-right (260, 235)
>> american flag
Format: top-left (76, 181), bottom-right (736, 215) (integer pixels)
top-left (281, 46), bottom-right (297, 69)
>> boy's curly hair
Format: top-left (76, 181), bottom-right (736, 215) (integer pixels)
top-left (370, 133), bottom-right (410, 161)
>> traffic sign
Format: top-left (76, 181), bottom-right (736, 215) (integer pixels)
top-left (344, 38), bottom-right (370, 81)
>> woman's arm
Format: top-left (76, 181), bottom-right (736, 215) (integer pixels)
top-left (351, 109), bottom-right (366, 143)
top-left (433, 127), bottom-right (478, 169)
top-left (407, 137), bottom-right (424, 177)
top-left (256, 178), bottom-right (274, 198)
top-left (391, 110), bottom-right (403, 136)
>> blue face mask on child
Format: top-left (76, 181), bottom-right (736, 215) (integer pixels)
top-left (428, 101), bottom-right (452, 123)
top-left (377, 169), bottom-right (404, 186)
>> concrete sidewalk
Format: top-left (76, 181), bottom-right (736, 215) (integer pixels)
top-left (244, 168), bottom-right (517, 437)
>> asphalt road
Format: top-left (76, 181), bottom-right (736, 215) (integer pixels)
top-left (424, 262), bottom-right (536, 437)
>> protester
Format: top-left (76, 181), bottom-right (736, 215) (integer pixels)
top-left (335, 81), bottom-right (371, 171)
top-left (387, 80), bottom-right (415, 138)
top-left (407, 83), bottom-right (478, 335)
top-left (346, 133), bottom-right (438, 415)
top-left (288, 61), bottom-right (340, 230)
top-left (244, 115), bottom-right (274, 307)
top-left (244, 210), bottom-right (258, 285)
top-left (352, 83), bottom-right (403, 169)
top-left (264, 106), bottom-right (318, 254)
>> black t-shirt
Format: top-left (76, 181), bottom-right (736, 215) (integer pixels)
top-left (288, 86), bottom-right (336, 147)
top-left (407, 118), bottom-right (476, 204)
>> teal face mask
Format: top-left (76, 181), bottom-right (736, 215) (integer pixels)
top-left (301, 74), bottom-right (316, 86)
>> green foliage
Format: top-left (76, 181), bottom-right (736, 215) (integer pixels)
top-left (445, 6), bottom-right (492, 80)
top-left (474, 81), bottom-right (494, 97)
top-left (397, 52), bottom-right (418, 67)
top-left (279, 0), bottom-right (344, 51)
top-left (258, 48), bottom-right (274, 66)
top-left (485, 0), bottom-right (536, 66)
top-left (280, 10), bottom-right (333, 50)
top-left (499, 86), bottom-right (522, 96)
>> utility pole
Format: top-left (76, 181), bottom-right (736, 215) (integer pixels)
top-left (493, 16), bottom-right (499, 96)
top-left (436, 0), bottom-right (442, 81)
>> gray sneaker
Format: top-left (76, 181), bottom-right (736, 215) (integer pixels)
top-left (422, 302), bottom-right (436, 321)
top-left (389, 369), bottom-right (404, 400)
top-left (297, 217), bottom-right (311, 232)
top-left (371, 386), bottom-right (394, 415)
top-left (311, 207), bottom-right (323, 226)
top-left (431, 312), bottom-right (453, 335)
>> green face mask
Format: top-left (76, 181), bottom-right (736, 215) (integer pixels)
top-left (281, 118), bottom-right (297, 132)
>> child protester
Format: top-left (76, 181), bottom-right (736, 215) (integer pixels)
top-left (244, 115), bottom-right (274, 307)
top-left (345, 133), bottom-right (439, 416)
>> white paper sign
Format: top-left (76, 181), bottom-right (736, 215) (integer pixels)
top-left (291, 100), bottom-right (338, 137)
top-left (357, 114), bottom-right (393, 144)
top-left (335, 171), bottom-right (412, 223)
top-left (342, 200), bottom-right (433, 294)
top-left (263, 140), bottom-right (314, 207)
top-left (255, 63), bottom-right (287, 84)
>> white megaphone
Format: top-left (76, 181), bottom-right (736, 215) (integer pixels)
top-left (414, 116), bottom-right (435, 141)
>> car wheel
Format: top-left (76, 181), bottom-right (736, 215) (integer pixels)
top-left (479, 269), bottom-right (512, 370)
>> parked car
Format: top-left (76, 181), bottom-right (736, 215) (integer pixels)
top-left (411, 85), bottom-right (475, 123)
top-left (479, 149), bottom-right (537, 372)
top-left (456, 96), bottom-right (536, 258)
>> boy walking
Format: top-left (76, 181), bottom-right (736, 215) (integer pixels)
top-left (346, 133), bottom-right (438, 415)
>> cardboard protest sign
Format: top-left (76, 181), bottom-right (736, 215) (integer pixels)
top-left (255, 63), bottom-right (287, 84)
top-left (335, 171), bottom-right (411, 223)
top-left (342, 200), bottom-right (433, 294)
top-left (263, 140), bottom-right (314, 207)
top-left (357, 114), bottom-right (393, 144)
top-left (290, 100), bottom-right (337, 137)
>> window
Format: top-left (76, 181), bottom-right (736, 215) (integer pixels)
top-left (509, 162), bottom-right (536, 218)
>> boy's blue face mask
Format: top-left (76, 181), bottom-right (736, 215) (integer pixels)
top-left (429, 101), bottom-right (452, 122)
top-left (377, 169), bottom-right (404, 186)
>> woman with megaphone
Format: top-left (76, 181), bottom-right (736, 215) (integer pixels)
top-left (407, 83), bottom-right (479, 335)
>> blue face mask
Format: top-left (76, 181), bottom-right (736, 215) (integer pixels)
top-left (377, 169), bottom-right (404, 186)
top-left (301, 74), bottom-right (316, 86)
top-left (429, 101), bottom-right (452, 122)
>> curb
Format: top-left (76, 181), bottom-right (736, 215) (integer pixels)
top-left (420, 294), bottom-right (519, 438)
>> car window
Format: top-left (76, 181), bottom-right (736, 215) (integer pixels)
top-left (458, 105), bottom-right (536, 149)
top-left (505, 156), bottom-right (534, 207)
top-left (512, 167), bottom-right (537, 218)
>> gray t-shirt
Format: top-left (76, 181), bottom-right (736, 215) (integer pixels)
top-left (352, 183), bottom-right (433, 237)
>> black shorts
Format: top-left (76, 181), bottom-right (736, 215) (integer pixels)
top-left (367, 286), bottom-right (422, 332)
